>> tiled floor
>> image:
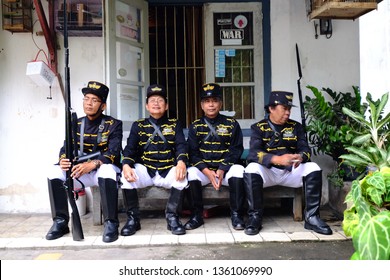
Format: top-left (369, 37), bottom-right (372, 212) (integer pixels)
top-left (0, 206), bottom-right (349, 250)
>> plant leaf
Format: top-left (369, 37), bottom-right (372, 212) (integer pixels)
top-left (352, 134), bottom-right (372, 145)
top-left (343, 207), bottom-right (359, 237)
top-left (373, 93), bottom-right (389, 123)
top-left (377, 113), bottom-right (390, 131)
top-left (339, 155), bottom-right (370, 170)
top-left (345, 146), bottom-right (375, 162)
top-left (342, 107), bottom-right (369, 125)
top-left (353, 211), bottom-right (390, 260)
top-left (366, 173), bottom-right (386, 206)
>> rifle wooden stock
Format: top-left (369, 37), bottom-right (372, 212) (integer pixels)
top-left (63, 0), bottom-right (84, 241)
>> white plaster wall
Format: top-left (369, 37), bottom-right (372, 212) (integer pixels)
top-left (360, 0), bottom-right (390, 113)
top-left (0, 2), bottom-right (104, 213)
top-left (271, 0), bottom-right (360, 119)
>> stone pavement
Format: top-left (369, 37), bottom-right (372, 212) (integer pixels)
top-left (0, 206), bottom-right (350, 251)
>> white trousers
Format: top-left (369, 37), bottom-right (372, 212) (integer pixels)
top-left (121, 163), bottom-right (188, 190)
top-left (187, 164), bottom-right (245, 186)
top-left (244, 162), bottom-right (321, 188)
top-left (47, 164), bottom-right (121, 190)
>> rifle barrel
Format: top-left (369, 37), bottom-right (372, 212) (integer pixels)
top-left (295, 44), bottom-right (307, 138)
top-left (63, 0), bottom-right (84, 241)
top-left (296, 44), bottom-right (302, 79)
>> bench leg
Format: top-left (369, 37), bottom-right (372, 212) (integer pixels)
top-left (91, 185), bottom-right (103, 226)
top-left (292, 187), bottom-right (303, 221)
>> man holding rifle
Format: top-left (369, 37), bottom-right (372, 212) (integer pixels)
top-left (46, 81), bottom-right (123, 243)
top-left (243, 91), bottom-right (332, 236)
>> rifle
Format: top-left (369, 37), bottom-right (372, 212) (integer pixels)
top-left (63, 0), bottom-right (84, 241)
top-left (75, 151), bottom-right (101, 164)
top-left (295, 43), bottom-right (307, 139)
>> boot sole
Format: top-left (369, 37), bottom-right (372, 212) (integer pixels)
top-left (103, 235), bottom-right (119, 243)
top-left (167, 225), bottom-right (186, 235)
top-left (304, 222), bottom-right (333, 235)
top-left (233, 226), bottom-right (245, 231)
top-left (121, 225), bottom-right (141, 236)
top-left (45, 227), bottom-right (70, 240)
top-left (244, 225), bottom-right (262, 235)
top-left (184, 221), bottom-right (204, 230)
top-left (244, 229), bottom-right (260, 235)
top-left (233, 224), bottom-right (245, 230)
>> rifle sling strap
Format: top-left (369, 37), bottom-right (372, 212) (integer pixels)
top-left (79, 117), bottom-right (105, 155)
top-left (71, 112), bottom-right (79, 156)
top-left (145, 119), bottom-right (167, 150)
top-left (203, 118), bottom-right (226, 149)
top-left (95, 118), bottom-right (105, 152)
top-left (79, 116), bottom-right (85, 155)
top-left (203, 118), bottom-right (218, 140)
top-left (267, 118), bottom-right (281, 148)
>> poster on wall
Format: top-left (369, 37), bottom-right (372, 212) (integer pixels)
top-left (116, 1), bottom-right (141, 42)
top-left (215, 49), bottom-right (226, 78)
top-left (215, 49), bottom-right (236, 78)
top-left (214, 12), bottom-right (253, 46)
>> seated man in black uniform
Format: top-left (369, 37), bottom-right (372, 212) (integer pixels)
top-left (121, 84), bottom-right (188, 236)
top-left (244, 91), bottom-right (332, 236)
top-left (185, 83), bottom-right (246, 231)
top-left (46, 81), bottom-right (123, 243)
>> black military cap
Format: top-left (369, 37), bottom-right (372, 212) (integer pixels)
top-left (266, 91), bottom-right (296, 108)
top-left (146, 84), bottom-right (167, 102)
top-left (200, 83), bottom-right (222, 100)
top-left (82, 81), bottom-right (109, 103)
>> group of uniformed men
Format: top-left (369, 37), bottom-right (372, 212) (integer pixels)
top-left (45, 81), bottom-right (332, 243)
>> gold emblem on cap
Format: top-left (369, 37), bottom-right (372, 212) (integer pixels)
top-left (286, 95), bottom-right (293, 100)
top-left (151, 86), bottom-right (162, 92)
top-left (89, 82), bottom-right (101, 90)
top-left (203, 84), bottom-right (214, 91)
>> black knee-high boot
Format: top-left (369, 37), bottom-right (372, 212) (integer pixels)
top-left (99, 178), bottom-right (119, 242)
top-left (184, 180), bottom-right (204, 230)
top-left (46, 179), bottom-right (70, 240)
top-left (228, 177), bottom-right (246, 230)
top-left (166, 188), bottom-right (186, 235)
top-left (303, 171), bottom-right (332, 235)
top-left (243, 173), bottom-right (264, 235)
top-left (121, 188), bottom-right (141, 236)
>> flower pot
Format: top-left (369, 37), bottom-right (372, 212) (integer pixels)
top-left (328, 180), bottom-right (352, 218)
top-left (340, 163), bottom-right (360, 181)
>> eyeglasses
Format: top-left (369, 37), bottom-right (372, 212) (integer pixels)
top-left (148, 98), bottom-right (165, 104)
top-left (83, 97), bottom-right (102, 104)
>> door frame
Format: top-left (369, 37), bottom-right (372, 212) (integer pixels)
top-left (104, 0), bottom-right (149, 129)
top-left (204, 2), bottom-right (264, 128)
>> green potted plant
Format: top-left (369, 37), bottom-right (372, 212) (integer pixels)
top-left (304, 86), bottom-right (366, 216)
top-left (304, 85), bottom-right (366, 178)
top-left (340, 92), bottom-right (390, 260)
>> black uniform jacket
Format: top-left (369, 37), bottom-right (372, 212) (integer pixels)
top-left (188, 113), bottom-right (244, 173)
top-left (246, 117), bottom-right (311, 171)
top-left (122, 115), bottom-right (189, 178)
top-left (59, 114), bottom-right (123, 169)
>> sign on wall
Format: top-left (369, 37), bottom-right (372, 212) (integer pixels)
top-left (215, 49), bottom-right (236, 78)
top-left (214, 12), bottom-right (252, 46)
